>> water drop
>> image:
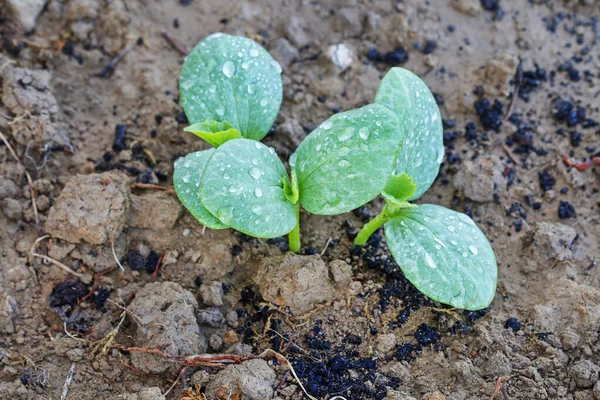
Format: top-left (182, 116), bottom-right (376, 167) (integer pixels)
top-left (450, 240), bottom-right (457, 245)
top-left (242, 62), bottom-right (249, 70)
top-left (255, 188), bottom-right (263, 197)
top-left (433, 237), bottom-right (446, 248)
top-left (182, 174), bottom-right (190, 183)
top-left (462, 252), bottom-right (468, 258)
top-left (322, 121), bottom-right (333, 130)
top-left (375, 121), bottom-right (382, 127)
top-left (249, 167), bottom-right (261, 180)
top-left (215, 106), bottom-right (225, 116)
top-left (448, 225), bottom-right (456, 232)
top-left (250, 48), bottom-right (259, 57)
top-left (223, 173), bottom-right (230, 180)
top-left (316, 144), bottom-right (322, 151)
top-left (425, 253), bottom-right (437, 269)
top-left (260, 98), bottom-right (268, 107)
top-left (209, 85), bottom-right (217, 93)
top-left (251, 159), bottom-right (258, 165)
top-left (222, 61), bottom-right (235, 78)
top-left (248, 84), bottom-right (255, 94)
top-left (359, 127), bottom-right (369, 140)
top-left (469, 245), bottom-right (479, 255)
top-left (338, 127), bottom-right (355, 141)
top-left (252, 205), bottom-right (263, 215)
top-left (338, 160), bottom-right (351, 167)
top-left (228, 186), bottom-right (237, 193)
top-left (254, 142), bottom-right (262, 149)
top-left (271, 60), bottom-right (282, 73)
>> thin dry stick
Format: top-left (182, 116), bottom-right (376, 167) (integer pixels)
top-left (130, 183), bottom-right (174, 192)
top-left (30, 253), bottom-right (85, 279)
top-left (0, 130), bottom-right (38, 225)
top-left (60, 363), bottom-right (76, 400)
top-left (320, 237), bottom-right (333, 255)
top-left (111, 241), bottom-right (124, 272)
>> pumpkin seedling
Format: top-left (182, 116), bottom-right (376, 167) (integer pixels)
top-left (354, 68), bottom-right (498, 310)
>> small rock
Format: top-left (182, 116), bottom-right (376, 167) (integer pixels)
top-left (326, 43), bottom-right (355, 72)
top-left (522, 222), bottom-right (577, 267)
top-left (65, 0), bottom-right (100, 21)
top-left (223, 330), bottom-right (239, 345)
top-left (5, 0), bottom-right (47, 32)
top-left (348, 281), bottom-right (363, 296)
top-left (0, 176), bottom-right (19, 199)
top-left (381, 362), bottom-right (411, 381)
top-left (593, 381), bottom-right (600, 399)
top-left (205, 359), bottom-right (277, 400)
top-left (129, 282), bottom-right (206, 373)
top-left (479, 53), bottom-right (520, 97)
top-left (197, 307), bottom-right (225, 328)
top-left (45, 171), bottom-right (130, 245)
top-left (209, 334), bottom-right (223, 351)
top-left (254, 254), bottom-right (335, 315)
top-left (270, 38), bottom-right (299, 68)
top-left (482, 352), bottom-right (512, 377)
top-left (70, 232), bottom-right (128, 273)
top-left (137, 388), bottom-right (165, 400)
top-left (385, 390), bottom-right (417, 400)
top-left (226, 310), bottom-right (239, 328)
top-left (329, 260), bottom-right (353, 286)
top-left (570, 360), bottom-right (599, 388)
top-left (453, 157), bottom-right (501, 202)
top-left (66, 348), bottom-right (85, 362)
top-left (200, 281), bottom-right (224, 307)
top-left (2, 67), bottom-right (59, 117)
top-left (451, 0), bottom-right (482, 16)
top-left (190, 370), bottom-right (210, 388)
top-left (376, 333), bottom-right (397, 355)
top-left (9, 115), bottom-right (66, 148)
top-left (127, 192), bottom-right (182, 230)
top-left (2, 198), bottom-right (22, 220)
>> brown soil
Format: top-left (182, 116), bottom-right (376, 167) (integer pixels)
top-left (1, 1), bottom-right (599, 399)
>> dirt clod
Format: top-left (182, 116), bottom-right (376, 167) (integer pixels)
top-left (204, 359), bottom-right (276, 400)
top-left (45, 171), bottom-right (130, 245)
top-left (128, 281), bottom-right (206, 373)
top-left (255, 254), bottom-right (335, 315)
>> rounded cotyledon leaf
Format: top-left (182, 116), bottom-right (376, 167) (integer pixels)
top-left (375, 67), bottom-right (443, 201)
top-left (179, 33), bottom-right (283, 141)
top-left (173, 149), bottom-right (228, 230)
top-left (384, 204), bottom-right (497, 310)
top-left (199, 138), bottom-right (297, 238)
top-left (291, 104), bottom-right (402, 215)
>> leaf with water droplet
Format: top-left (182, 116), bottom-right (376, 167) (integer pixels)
top-left (184, 120), bottom-right (242, 147)
top-left (375, 68), bottom-right (443, 200)
top-left (173, 149), bottom-right (228, 230)
top-left (291, 104), bottom-right (402, 215)
top-left (199, 139), bottom-right (296, 238)
top-left (180, 33), bottom-right (283, 141)
top-left (384, 204), bottom-right (497, 310)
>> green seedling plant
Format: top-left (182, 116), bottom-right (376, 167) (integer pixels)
top-left (353, 68), bottom-right (498, 310)
top-left (173, 32), bottom-right (497, 311)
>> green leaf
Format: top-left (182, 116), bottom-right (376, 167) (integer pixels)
top-left (375, 68), bottom-right (444, 200)
top-left (184, 120), bottom-right (242, 147)
top-left (173, 150), bottom-right (228, 230)
top-left (292, 104), bottom-right (402, 215)
top-left (384, 204), bottom-right (497, 310)
top-left (382, 173), bottom-right (418, 212)
top-left (199, 138), bottom-right (296, 238)
top-left (179, 33), bottom-right (283, 141)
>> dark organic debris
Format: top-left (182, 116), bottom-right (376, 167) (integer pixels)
top-left (367, 47), bottom-right (409, 66)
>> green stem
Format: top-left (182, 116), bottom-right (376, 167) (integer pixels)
top-left (288, 203), bottom-right (301, 253)
top-left (354, 208), bottom-right (389, 246)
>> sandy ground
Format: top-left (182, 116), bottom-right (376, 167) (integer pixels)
top-left (0, 0), bottom-right (599, 399)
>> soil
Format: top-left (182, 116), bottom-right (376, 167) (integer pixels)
top-left (1, 0), bottom-right (599, 399)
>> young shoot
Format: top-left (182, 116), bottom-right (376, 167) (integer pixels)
top-left (354, 68), bottom-right (498, 311)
